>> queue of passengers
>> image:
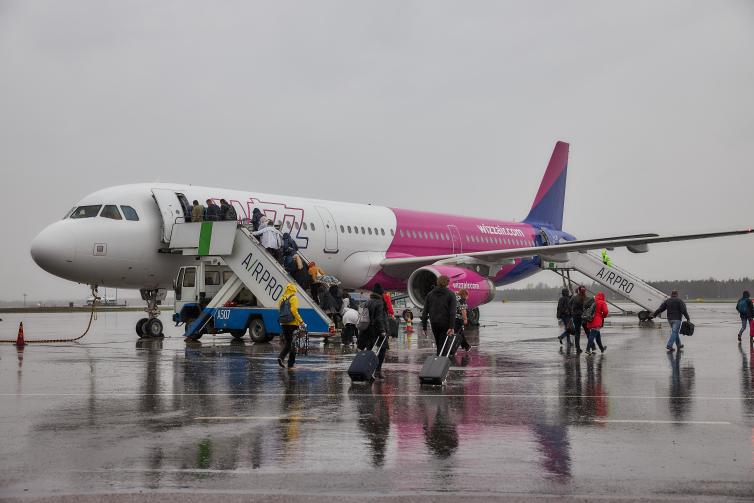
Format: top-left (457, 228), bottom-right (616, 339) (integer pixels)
top-left (189, 199), bottom-right (237, 222)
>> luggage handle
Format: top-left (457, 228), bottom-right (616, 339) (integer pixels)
top-left (439, 334), bottom-right (457, 358)
top-left (372, 334), bottom-right (387, 355)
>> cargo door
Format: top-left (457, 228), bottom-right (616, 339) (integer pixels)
top-left (151, 189), bottom-right (185, 243)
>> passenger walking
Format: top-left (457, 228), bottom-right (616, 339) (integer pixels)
top-left (308, 262), bottom-right (325, 304)
top-left (252, 220), bottom-right (283, 259)
top-left (341, 305), bottom-right (359, 346)
top-left (651, 290), bottom-right (691, 352)
top-left (557, 288), bottom-right (572, 345)
top-left (250, 208), bottom-right (264, 231)
top-left (735, 291), bottom-right (754, 342)
top-left (219, 199), bottom-right (237, 222)
top-left (420, 275), bottom-right (457, 355)
top-left (356, 285), bottom-right (389, 378)
top-left (190, 200), bottom-right (204, 223)
top-left (277, 283), bottom-right (304, 369)
top-left (205, 199), bottom-right (221, 221)
top-left (585, 291), bottom-right (608, 355)
top-left (568, 286), bottom-right (588, 353)
top-left (454, 289), bottom-right (472, 353)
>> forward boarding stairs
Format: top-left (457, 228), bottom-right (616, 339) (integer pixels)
top-left (541, 251), bottom-right (668, 319)
top-left (166, 221), bottom-right (333, 337)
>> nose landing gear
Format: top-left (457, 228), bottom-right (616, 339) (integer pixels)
top-left (136, 288), bottom-right (167, 338)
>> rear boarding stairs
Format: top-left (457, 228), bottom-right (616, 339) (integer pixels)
top-left (167, 221), bottom-right (334, 340)
top-left (542, 250), bottom-right (668, 320)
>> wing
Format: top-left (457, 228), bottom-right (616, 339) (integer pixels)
top-left (380, 228), bottom-right (754, 279)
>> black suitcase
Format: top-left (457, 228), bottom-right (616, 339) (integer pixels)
top-left (680, 320), bottom-right (694, 336)
top-left (419, 335), bottom-right (456, 385)
top-left (388, 317), bottom-right (399, 338)
top-left (348, 336), bottom-right (386, 382)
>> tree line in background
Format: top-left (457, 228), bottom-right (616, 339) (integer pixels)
top-left (497, 278), bottom-right (753, 302)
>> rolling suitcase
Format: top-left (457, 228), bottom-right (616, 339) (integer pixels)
top-left (419, 335), bottom-right (456, 385)
top-left (348, 335), bottom-right (386, 382)
top-left (680, 320), bottom-right (694, 336)
top-left (388, 317), bottom-right (399, 338)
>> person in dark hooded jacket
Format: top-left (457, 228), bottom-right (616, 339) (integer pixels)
top-left (735, 290), bottom-right (753, 342)
top-left (250, 208), bottom-right (264, 231)
top-left (568, 286), bottom-right (588, 353)
top-left (357, 284), bottom-right (389, 377)
top-left (219, 199), bottom-right (237, 221)
top-left (281, 232), bottom-right (298, 256)
top-left (205, 199), bottom-right (221, 221)
top-left (651, 290), bottom-right (690, 352)
top-left (421, 275), bottom-right (457, 355)
top-left (556, 288), bottom-right (572, 346)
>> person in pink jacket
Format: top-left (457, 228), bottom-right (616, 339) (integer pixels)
top-left (585, 292), bottom-right (609, 355)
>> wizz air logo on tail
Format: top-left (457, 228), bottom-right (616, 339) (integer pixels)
top-left (477, 225), bottom-right (525, 237)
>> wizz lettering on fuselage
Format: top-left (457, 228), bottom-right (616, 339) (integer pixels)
top-left (240, 252), bottom-right (284, 301)
top-left (595, 267), bottom-right (634, 294)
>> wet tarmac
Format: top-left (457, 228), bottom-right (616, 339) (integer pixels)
top-left (0, 302), bottom-right (753, 502)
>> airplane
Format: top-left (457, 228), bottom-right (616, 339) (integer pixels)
top-left (30, 141), bottom-right (753, 337)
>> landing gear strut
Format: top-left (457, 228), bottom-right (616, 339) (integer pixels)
top-left (136, 288), bottom-right (167, 338)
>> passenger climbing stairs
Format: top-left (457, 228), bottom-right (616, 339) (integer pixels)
top-left (167, 221), bottom-right (333, 337)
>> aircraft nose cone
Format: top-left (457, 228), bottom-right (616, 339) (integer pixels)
top-left (31, 222), bottom-right (75, 277)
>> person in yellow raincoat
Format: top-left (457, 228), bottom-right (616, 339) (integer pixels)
top-left (278, 283), bottom-right (304, 369)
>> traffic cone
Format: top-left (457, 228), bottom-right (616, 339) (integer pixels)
top-left (16, 322), bottom-right (25, 347)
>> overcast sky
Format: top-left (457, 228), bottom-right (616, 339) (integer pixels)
top-left (1, 0), bottom-right (753, 302)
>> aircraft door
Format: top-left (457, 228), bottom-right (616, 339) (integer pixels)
top-left (447, 225), bottom-right (463, 254)
top-left (151, 189), bottom-right (185, 243)
top-left (315, 206), bottom-right (339, 253)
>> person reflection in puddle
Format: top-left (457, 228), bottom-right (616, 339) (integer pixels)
top-left (667, 351), bottom-right (695, 421)
top-left (421, 396), bottom-right (459, 460)
top-left (352, 384), bottom-right (391, 467)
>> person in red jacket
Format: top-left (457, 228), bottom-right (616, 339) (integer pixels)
top-left (585, 291), bottom-right (609, 355)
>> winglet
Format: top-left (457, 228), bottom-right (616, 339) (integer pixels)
top-left (524, 141), bottom-right (569, 230)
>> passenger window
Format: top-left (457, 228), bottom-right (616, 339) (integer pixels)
top-left (354, 226), bottom-right (359, 234)
top-left (399, 230), bottom-right (404, 238)
top-left (373, 227), bottom-right (378, 235)
top-left (120, 206), bottom-right (139, 221)
top-left (390, 229), bottom-right (394, 236)
top-left (183, 268), bottom-right (196, 287)
top-left (340, 225), bottom-right (345, 233)
top-left (303, 222), bottom-right (308, 231)
top-left (381, 228), bottom-right (385, 236)
top-left (70, 205), bottom-right (102, 219)
top-left (368, 228), bottom-right (373, 235)
top-left (361, 226), bottom-right (365, 234)
top-left (311, 223), bottom-right (316, 231)
top-left (100, 205), bottom-right (122, 220)
top-left (205, 271), bottom-right (220, 286)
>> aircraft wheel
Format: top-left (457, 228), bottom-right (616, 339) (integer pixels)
top-left (230, 329), bottom-right (247, 339)
top-left (136, 318), bottom-right (148, 337)
top-left (142, 318), bottom-right (164, 338)
top-left (248, 318), bottom-right (268, 343)
top-left (468, 308), bottom-right (480, 326)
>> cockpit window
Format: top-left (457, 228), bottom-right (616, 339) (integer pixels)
top-left (100, 205), bottom-right (122, 220)
top-left (70, 205), bottom-right (102, 219)
top-left (120, 206), bottom-right (139, 221)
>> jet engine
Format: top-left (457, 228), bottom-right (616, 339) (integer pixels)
top-left (407, 265), bottom-right (496, 310)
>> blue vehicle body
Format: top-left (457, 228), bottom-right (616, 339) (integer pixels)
top-left (174, 302), bottom-right (331, 340)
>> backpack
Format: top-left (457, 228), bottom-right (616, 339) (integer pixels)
top-left (736, 298), bottom-right (749, 316)
top-left (356, 303), bottom-right (371, 331)
top-left (583, 300), bottom-right (597, 323)
top-left (278, 297), bottom-right (295, 324)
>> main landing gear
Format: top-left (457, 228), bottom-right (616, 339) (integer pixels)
top-left (136, 288), bottom-right (167, 338)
